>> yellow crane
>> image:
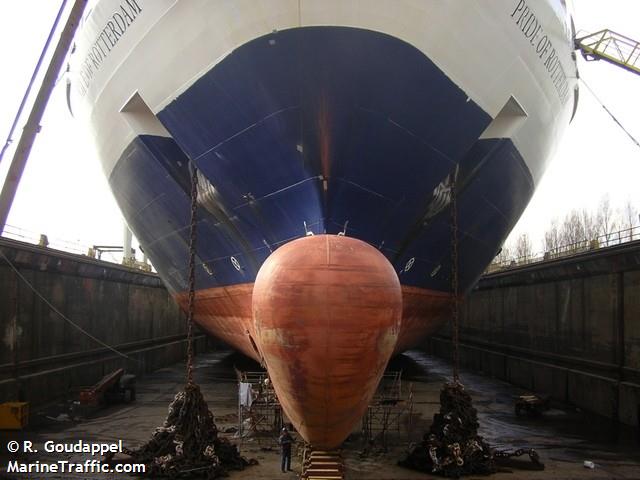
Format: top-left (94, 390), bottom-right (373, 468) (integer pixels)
top-left (575, 29), bottom-right (640, 76)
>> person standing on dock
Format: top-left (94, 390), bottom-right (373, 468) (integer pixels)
top-left (279, 427), bottom-right (293, 472)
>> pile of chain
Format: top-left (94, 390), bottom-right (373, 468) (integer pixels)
top-left (399, 382), bottom-right (542, 478)
top-left (122, 382), bottom-right (255, 478)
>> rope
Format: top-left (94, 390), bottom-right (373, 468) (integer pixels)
top-left (186, 166), bottom-right (199, 385)
top-left (0, 0), bottom-right (68, 166)
top-left (450, 174), bottom-right (460, 383)
top-left (0, 248), bottom-right (134, 362)
top-left (580, 77), bottom-right (640, 150)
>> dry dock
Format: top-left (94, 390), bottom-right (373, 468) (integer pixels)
top-left (1, 238), bottom-right (640, 479)
top-left (428, 239), bottom-right (640, 428)
top-left (1, 350), bottom-right (639, 479)
top-left (0, 237), bottom-right (210, 406)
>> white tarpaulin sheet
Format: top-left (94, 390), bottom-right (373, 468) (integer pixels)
top-left (239, 382), bottom-right (253, 407)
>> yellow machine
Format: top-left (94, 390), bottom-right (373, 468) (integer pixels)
top-left (575, 29), bottom-right (640, 76)
top-left (0, 402), bottom-right (29, 430)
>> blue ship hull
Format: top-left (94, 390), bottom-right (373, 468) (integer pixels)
top-left (109, 27), bottom-right (533, 298)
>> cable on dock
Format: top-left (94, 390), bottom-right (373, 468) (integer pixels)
top-left (0, 247), bottom-right (135, 362)
top-left (580, 77), bottom-right (640, 150)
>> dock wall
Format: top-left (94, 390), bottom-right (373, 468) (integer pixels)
top-left (424, 241), bottom-right (640, 428)
top-left (0, 238), bottom-right (210, 406)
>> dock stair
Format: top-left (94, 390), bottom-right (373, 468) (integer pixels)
top-left (301, 449), bottom-right (344, 480)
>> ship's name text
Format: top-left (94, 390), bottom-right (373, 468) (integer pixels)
top-left (511, 0), bottom-right (570, 105)
top-left (77, 0), bottom-right (142, 97)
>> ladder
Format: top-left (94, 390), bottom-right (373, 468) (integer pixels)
top-left (575, 29), bottom-right (640, 76)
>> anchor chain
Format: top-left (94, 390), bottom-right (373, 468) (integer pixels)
top-left (450, 173), bottom-right (460, 382)
top-left (400, 170), bottom-right (543, 476)
top-left (186, 165), bottom-right (198, 386)
top-left (117, 165), bottom-right (257, 477)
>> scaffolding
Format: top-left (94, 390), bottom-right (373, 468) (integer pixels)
top-left (361, 371), bottom-right (414, 449)
top-left (237, 371), bottom-right (283, 441)
top-left (235, 369), bottom-right (414, 451)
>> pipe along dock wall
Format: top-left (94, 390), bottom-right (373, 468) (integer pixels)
top-left (0, 237), bottom-right (210, 406)
top-left (425, 240), bottom-right (640, 428)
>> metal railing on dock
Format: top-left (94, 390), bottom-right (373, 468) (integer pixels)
top-left (488, 225), bottom-right (640, 272)
top-left (1, 224), bottom-right (153, 271)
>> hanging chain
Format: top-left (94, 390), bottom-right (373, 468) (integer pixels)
top-left (186, 166), bottom-right (199, 386)
top-left (450, 174), bottom-right (460, 383)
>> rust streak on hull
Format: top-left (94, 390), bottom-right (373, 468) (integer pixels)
top-left (394, 285), bottom-right (450, 354)
top-left (177, 283), bottom-right (450, 362)
top-left (176, 283), bottom-right (258, 361)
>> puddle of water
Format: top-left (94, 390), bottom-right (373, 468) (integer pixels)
top-left (397, 350), bottom-right (640, 462)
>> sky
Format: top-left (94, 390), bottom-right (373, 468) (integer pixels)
top-left (0, 0), bottom-right (134, 259)
top-left (0, 0), bottom-right (639, 261)
top-left (504, 1), bottom-right (640, 251)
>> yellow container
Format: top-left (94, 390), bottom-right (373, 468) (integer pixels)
top-left (0, 402), bottom-right (29, 429)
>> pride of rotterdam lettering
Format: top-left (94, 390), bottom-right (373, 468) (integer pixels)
top-left (77, 0), bottom-right (143, 96)
top-left (511, 0), bottom-right (570, 104)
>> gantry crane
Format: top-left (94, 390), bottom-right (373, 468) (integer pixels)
top-left (575, 29), bottom-right (640, 76)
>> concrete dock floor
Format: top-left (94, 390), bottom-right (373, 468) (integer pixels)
top-left (1, 349), bottom-right (639, 479)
